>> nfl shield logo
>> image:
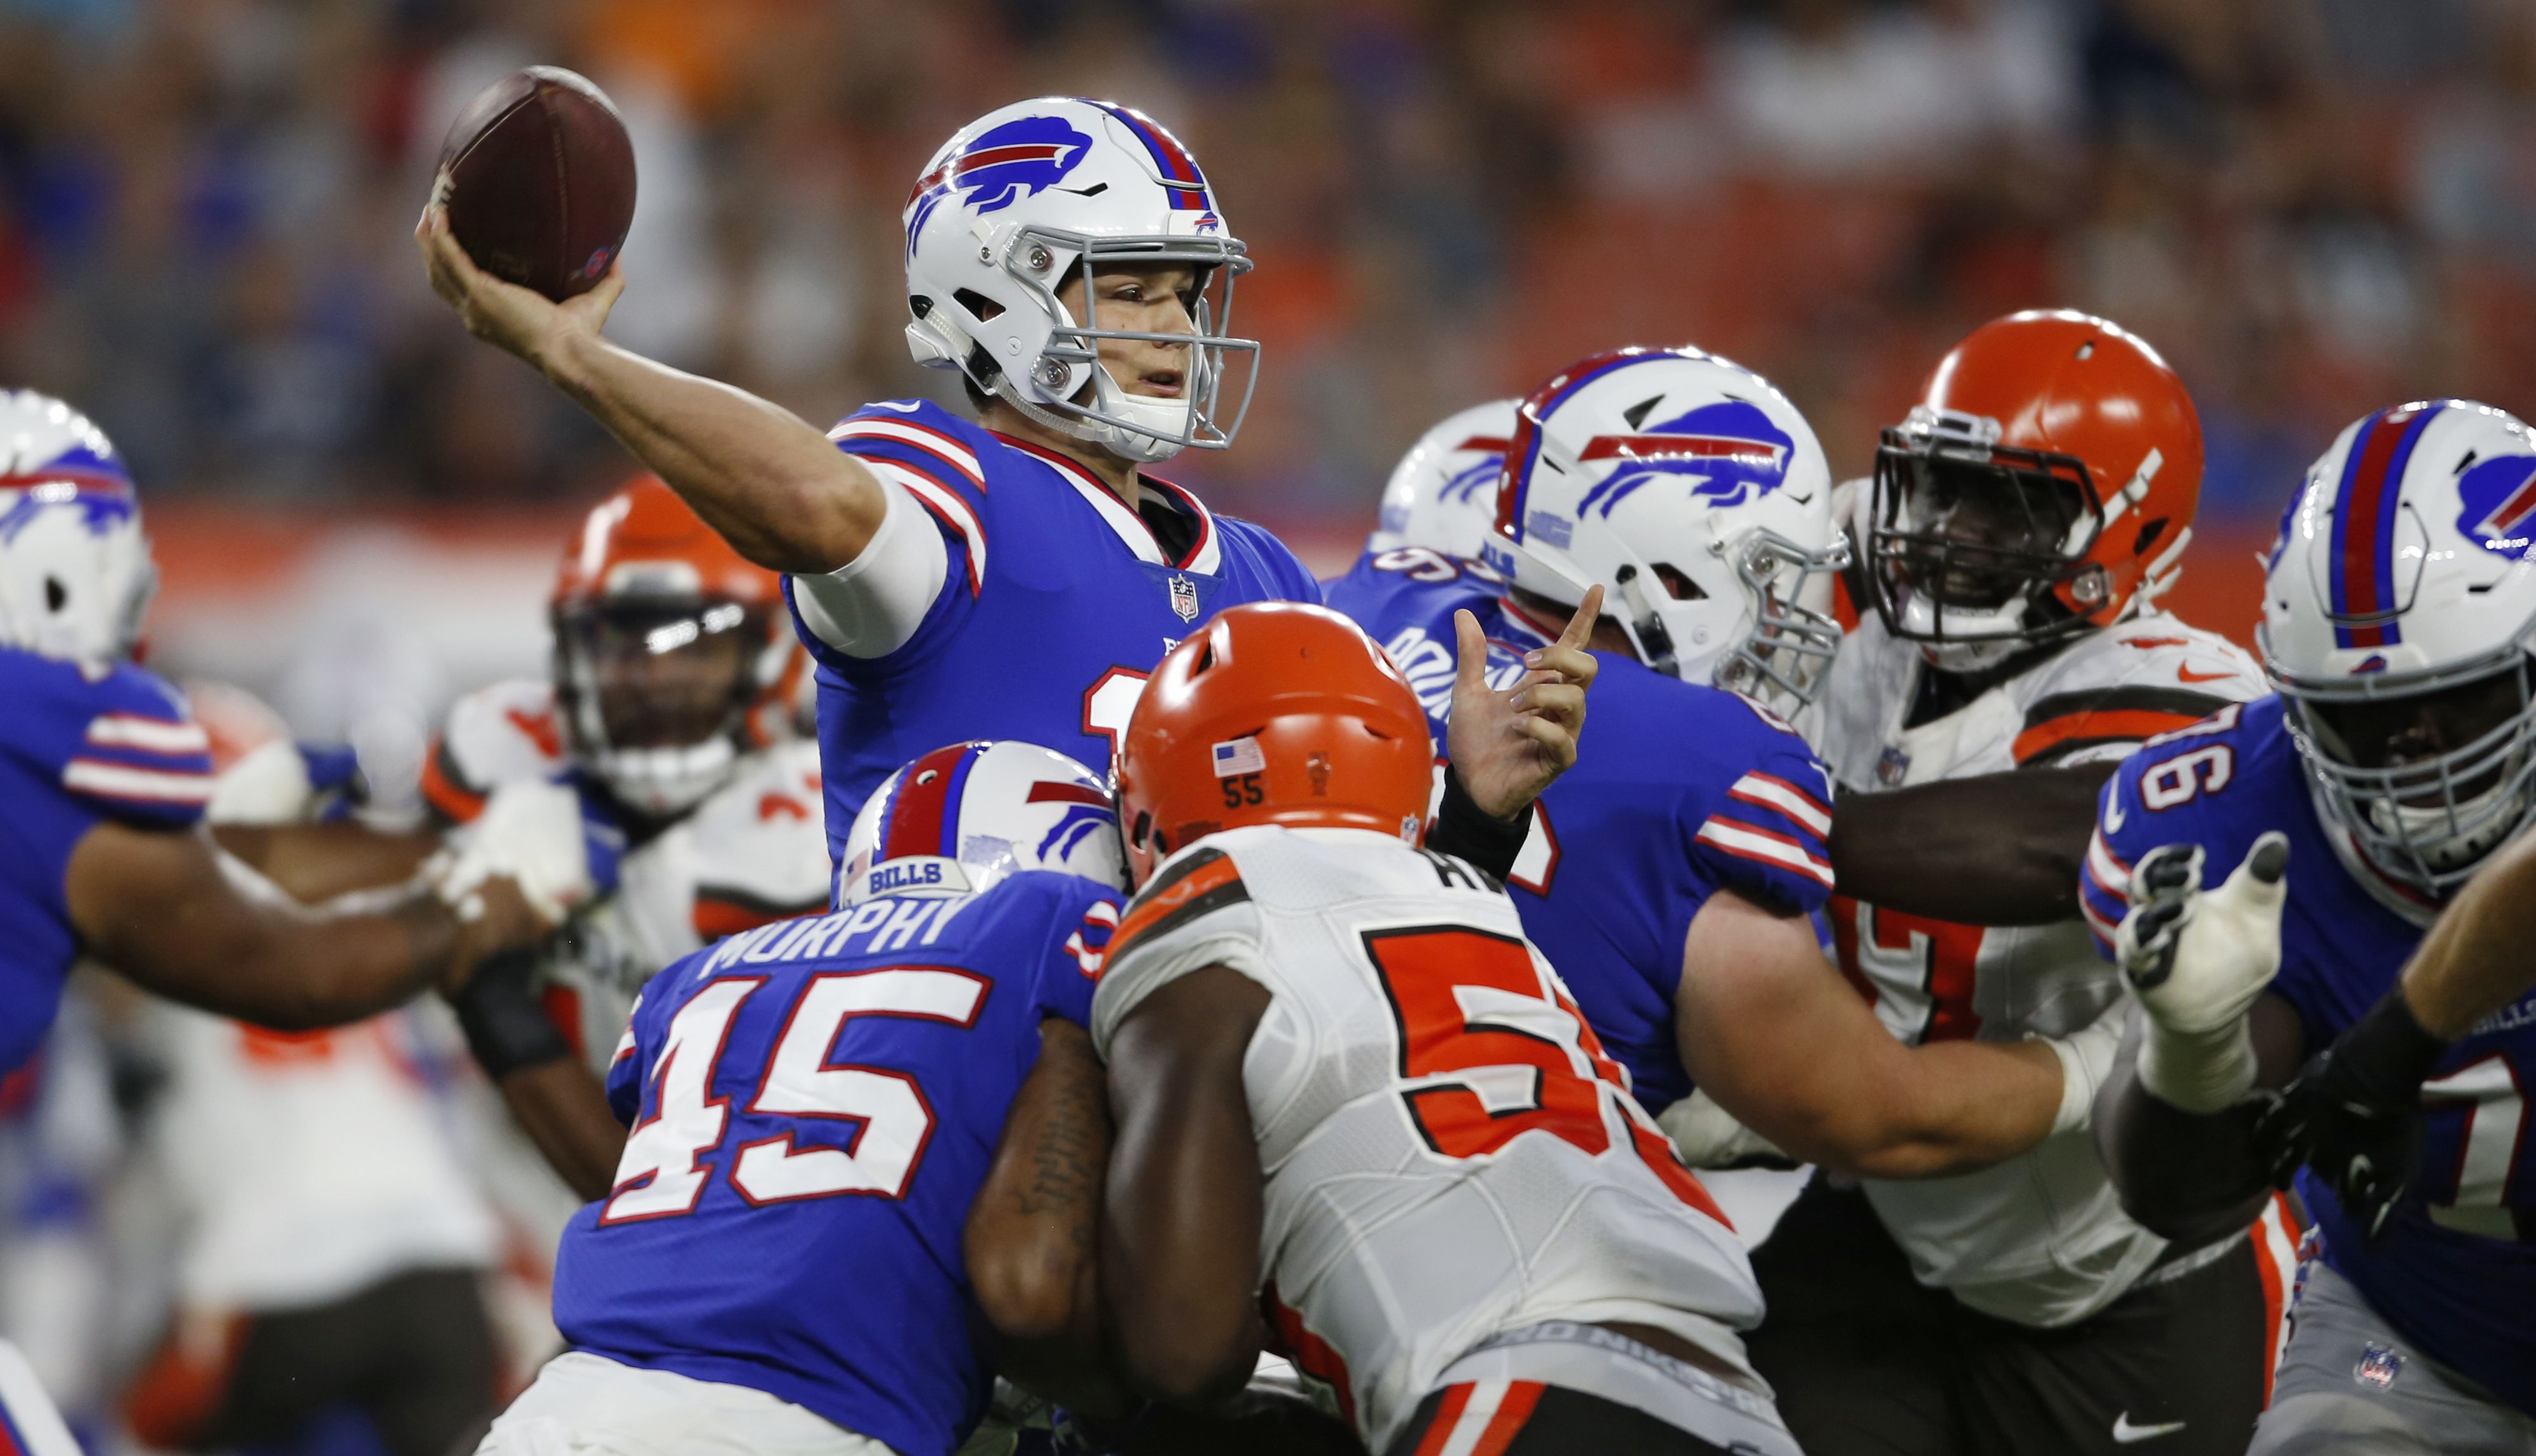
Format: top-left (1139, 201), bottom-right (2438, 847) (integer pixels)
top-left (1168, 573), bottom-right (1200, 622)
top-left (2354, 1344), bottom-right (2404, 1390)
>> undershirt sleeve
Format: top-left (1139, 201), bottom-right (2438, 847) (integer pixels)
top-left (786, 479), bottom-right (951, 659)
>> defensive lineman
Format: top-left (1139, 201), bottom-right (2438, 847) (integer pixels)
top-left (1097, 602), bottom-right (1799, 1455)
top-left (1760, 311), bottom-right (2288, 1456)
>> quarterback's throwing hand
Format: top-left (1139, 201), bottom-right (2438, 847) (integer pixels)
top-left (416, 198), bottom-right (624, 369)
top-left (1446, 585), bottom-right (1603, 821)
top-left (2116, 832), bottom-right (2289, 1113)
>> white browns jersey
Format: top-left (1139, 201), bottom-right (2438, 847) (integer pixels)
top-left (424, 680), bottom-right (830, 1071)
top-left (1798, 610), bottom-right (2267, 1327)
top-left (1089, 825), bottom-right (1764, 1452)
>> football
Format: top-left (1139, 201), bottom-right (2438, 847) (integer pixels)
top-left (433, 66), bottom-right (636, 302)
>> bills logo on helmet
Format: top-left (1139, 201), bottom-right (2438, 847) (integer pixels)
top-left (1442, 437), bottom-right (1511, 508)
top-left (0, 482), bottom-right (134, 542)
top-left (2456, 454), bottom-right (2536, 560)
top-left (1574, 400), bottom-right (1795, 516)
top-left (904, 115), bottom-right (1096, 254)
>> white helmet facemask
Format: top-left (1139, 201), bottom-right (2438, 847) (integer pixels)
top-left (2279, 644), bottom-right (2536, 895)
top-left (902, 99), bottom-right (1258, 464)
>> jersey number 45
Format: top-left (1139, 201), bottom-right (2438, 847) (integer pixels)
top-left (600, 968), bottom-right (985, 1223)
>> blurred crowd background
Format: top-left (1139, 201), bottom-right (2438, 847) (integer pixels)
top-left (1, 0), bottom-right (2532, 1450)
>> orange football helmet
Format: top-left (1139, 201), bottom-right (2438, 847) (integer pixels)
top-left (1865, 309), bottom-right (2203, 669)
top-left (1114, 601), bottom-right (1433, 886)
top-left (551, 478), bottom-right (807, 817)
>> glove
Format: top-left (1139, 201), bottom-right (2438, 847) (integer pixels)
top-left (205, 738), bottom-right (316, 826)
top-left (2256, 989), bottom-right (2448, 1244)
top-left (1658, 1087), bottom-right (1790, 1168)
top-left (2115, 832), bottom-right (2289, 1113)
top-left (2033, 996), bottom-right (2130, 1136)
top-left (430, 779), bottom-right (594, 926)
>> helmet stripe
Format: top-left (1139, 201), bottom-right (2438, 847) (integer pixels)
top-left (1087, 101), bottom-right (1210, 211)
top-left (881, 742), bottom-right (980, 864)
top-left (2328, 403), bottom-right (2440, 649)
top-left (1497, 348), bottom-right (1677, 544)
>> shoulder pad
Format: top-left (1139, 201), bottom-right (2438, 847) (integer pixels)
top-left (688, 743), bottom-right (831, 938)
top-left (425, 679), bottom-right (561, 824)
top-left (56, 662), bottom-right (215, 826)
top-left (2011, 619), bottom-right (2267, 767)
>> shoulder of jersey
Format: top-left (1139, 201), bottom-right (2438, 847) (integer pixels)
top-left (2007, 615), bottom-right (2269, 770)
top-left (423, 678), bottom-right (562, 824)
top-left (688, 740), bottom-right (832, 940)
top-left (5, 651), bottom-right (217, 821)
top-left (2081, 694), bottom-right (2294, 945)
top-left (1596, 664), bottom-right (1825, 781)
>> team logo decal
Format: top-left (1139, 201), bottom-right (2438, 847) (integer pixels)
top-left (1169, 572), bottom-right (1200, 622)
top-left (2455, 453), bottom-right (2536, 559)
top-left (904, 114), bottom-right (1096, 255)
top-left (0, 479), bottom-right (136, 544)
top-left (1575, 399), bottom-right (1795, 517)
top-left (1440, 435), bottom-right (1512, 507)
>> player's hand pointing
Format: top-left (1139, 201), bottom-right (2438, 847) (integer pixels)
top-left (417, 197), bottom-right (624, 372)
top-left (1446, 585), bottom-right (1602, 821)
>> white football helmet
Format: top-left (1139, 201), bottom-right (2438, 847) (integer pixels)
top-left (902, 97), bottom-right (1255, 464)
top-left (2261, 399), bottom-right (2536, 904)
top-left (1476, 347), bottom-right (1846, 711)
top-left (0, 390), bottom-right (154, 663)
top-left (1366, 399), bottom-right (1518, 559)
top-left (838, 740), bottom-right (1127, 906)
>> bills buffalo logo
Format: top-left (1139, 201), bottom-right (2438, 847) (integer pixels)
top-left (2456, 453), bottom-right (2536, 560)
top-left (904, 115), bottom-right (1096, 255)
top-left (0, 475), bottom-right (137, 544)
top-left (1574, 400), bottom-right (1795, 518)
top-left (1439, 435), bottom-right (1512, 507)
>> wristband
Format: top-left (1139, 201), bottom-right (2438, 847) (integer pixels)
top-left (447, 947), bottom-right (573, 1080)
top-left (1423, 765), bottom-right (1530, 881)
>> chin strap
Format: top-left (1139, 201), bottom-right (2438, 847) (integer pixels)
top-left (1612, 565), bottom-right (1680, 678)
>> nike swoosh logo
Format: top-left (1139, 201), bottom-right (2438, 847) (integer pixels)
top-left (2112, 1413), bottom-right (2187, 1443)
top-left (2176, 664), bottom-right (2234, 684)
top-left (865, 400), bottom-right (923, 413)
top-left (2103, 786), bottom-right (2127, 834)
top-left (1786, 490), bottom-right (1814, 505)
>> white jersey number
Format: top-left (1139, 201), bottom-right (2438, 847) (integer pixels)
top-left (601, 969), bottom-right (987, 1223)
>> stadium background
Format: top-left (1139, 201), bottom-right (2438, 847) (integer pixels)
top-left (1, 0), bottom-right (2530, 1449)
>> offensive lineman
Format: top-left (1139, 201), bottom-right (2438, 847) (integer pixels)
top-left (0, 388), bottom-right (570, 1073)
top-left (2092, 399), bottom-right (2536, 1453)
top-left (418, 96), bottom-right (1570, 850)
top-left (482, 741), bottom-right (1136, 1456)
top-left (1757, 311), bottom-right (2288, 1456)
top-left (1096, 601), bottom-right (1798, 1455)
top-left (1325, 347), bottom-right (2128, 1188)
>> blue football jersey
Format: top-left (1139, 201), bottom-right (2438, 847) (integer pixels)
top-left (2083, 696), bottom-right (2536, 1417)
top-left (1326, 548), bottom-right (1838, 1113)
top-left (551, 869), bottom-right (1122, 1456)
top-left (786, 400), bottom-right (1321, 879)
top-left (0, 647), bottom-right (214, 1071)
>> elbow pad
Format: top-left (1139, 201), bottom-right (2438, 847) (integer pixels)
top-left (789, 482), bottom-right (949, 659)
